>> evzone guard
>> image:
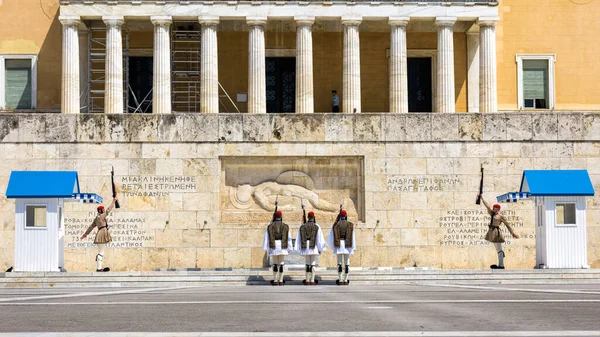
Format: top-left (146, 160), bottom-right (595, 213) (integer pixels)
top-left (81, 197), bottom-right (118, 272)
top-left (477, 193), bottom-right (519, 269)
top-left (262, 200), bottom-right (293, 285)
top-left (327, 208), bottom-right (356, 285)
top-left (295, 202), bottom-right (326, 285)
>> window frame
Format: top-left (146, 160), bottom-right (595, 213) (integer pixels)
top-left (25, 204), bottom-right (48, 230)
top-left (516, 54), bottom-right (556, 110)
top-left (554, 202), bottom-right (577, 227)
top-left (0, 54), bottom-right (38, 110)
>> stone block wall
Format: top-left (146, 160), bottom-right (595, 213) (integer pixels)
top-left (0, 112), bottom-right (599, 271)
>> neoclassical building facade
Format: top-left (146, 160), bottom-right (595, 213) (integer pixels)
top-left (56, 1), bottom-right (500, 114)
top-left (1, 1), bottom-right (600, 272)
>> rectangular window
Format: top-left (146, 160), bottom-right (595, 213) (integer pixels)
top-left (26, 205), bottom-right (47, 228)
top-left (0, 55), bottom-right (37, 110)
top-left (523, 60), bottom-right (549, 109)
top-left (516, 55), bottom-right (555, 110)
top-left (556, 203), bottom-right (576, 226)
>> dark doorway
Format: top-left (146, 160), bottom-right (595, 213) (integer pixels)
top-left (128, 56), bottom-right (153, 113)
top-left (266, 57), bottom-right (295, 113)
top-left (407, 57), bottom-right (433, 113)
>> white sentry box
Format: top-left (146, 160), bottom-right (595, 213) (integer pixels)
top-left (6, 171), bottom-right (103, 272)
top-left (497, 170), bottom-right (595, 269)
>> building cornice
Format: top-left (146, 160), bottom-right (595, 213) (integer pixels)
top-left (59, 1), bottom-right (499, 20)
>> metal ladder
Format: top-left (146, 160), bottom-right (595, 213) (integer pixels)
top-left (87, 25), bottom-right (129, 113)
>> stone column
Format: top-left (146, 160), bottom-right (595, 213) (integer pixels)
top-left (342, 17), bottom-right (361, 113)
top-left (103, 16), bottom-right (125, 114)
top-left (247, 17), bottom-right (267, 114)
top-left (295, 16), bottom-right (315, 114)
top-left (435, 17), bottom-right (457, 113)
top-left (478, 17), bottom-right (499, 113)
top-left (60, 16), bottom-right (81, 114)
top-left (151, 16), bottom-right (172, 114)
top-left (199, 16), bottom-right (220, 114)
top-left (466, 31), bottom-right (480, 112)
top-left (79, 25), bottom-right (89, 112)
top-left (389, 17), bottom-right (409, 113)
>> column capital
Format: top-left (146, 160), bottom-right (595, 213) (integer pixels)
top-left (477, 16), bottom-right (499, 27)
top-left (247, 16), bottom-right (267, 26)
top-left (151, 16), bottom-right (173, 26)
top-left (341, 17), bottom-right (362, 26)
top-left (435, 17), bottom-right (457, 27)
top-left (199, 15), bottom-right (220, 25)
top-left (388, 17), bottom-right (409, 27)
top-left (294, 16), bottom-right (315, 26)
top-left (102, 16), bottom-right (125, 27)
top-left (59, 15), bottom-right (81, 26)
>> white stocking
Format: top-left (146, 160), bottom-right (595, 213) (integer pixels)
top-left (337, 254), bottom-right (344, 281)
top-left (342, 254), bottom-right (351, 282)
top-left (96, 244), bottom-right (106, 270)
top-left (494, 242), bottom-right (504, 267)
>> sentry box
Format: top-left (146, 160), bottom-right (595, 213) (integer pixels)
top-left (497, 170), bottom-right (595, 269)
top-left (5, 171), bottom-right (103, 272)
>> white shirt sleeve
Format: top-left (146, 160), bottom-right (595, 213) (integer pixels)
top-left (294, 227), bottom-right (302, 251)
top-left (327, 227), bottom-right (334, 250)
top-left (287, 230), bottom-right (294, 251)
top-left (316, 225), bottom-right (326, 252)
top-left (351, 228), bottom-right (357, 250)
top-left (262, 227), bottom-right (270, 251)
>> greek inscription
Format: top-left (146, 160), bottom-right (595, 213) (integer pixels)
top-left (65, 212), bottom-right (155, 248)
top-left (438, 209), bottom-right (528, 246)
top-left (387, 175), bottom-right (461, 192)
top-left (120, 175), bottom-right (197, 196)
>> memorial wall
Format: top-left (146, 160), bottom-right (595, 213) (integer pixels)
top-left (0, 112), bottom-right (599, 271)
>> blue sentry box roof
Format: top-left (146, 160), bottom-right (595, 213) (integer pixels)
top-left (6, 171), bottom-right (81, 198)
top-left (520, 170), bottom-right (595, 196)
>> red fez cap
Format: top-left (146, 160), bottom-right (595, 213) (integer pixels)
top-left (340, 209), bottom-right (347, 216)
top-left (308, 211), bottom-right (315, 217)
top-left (97, 205), bottom-right (105, 213)
top-left (493, 204), bottom-right (501, 209)
top-left (275, 210), bottom-right (282, 217)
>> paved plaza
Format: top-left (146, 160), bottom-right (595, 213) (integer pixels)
top-left (0, 283), bottom-right (599, 335)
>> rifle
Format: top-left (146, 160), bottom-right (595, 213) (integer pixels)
top-left (271, 195), bottom-right (279, 223)
top-left (475, 165), bottom-right (484, 205)
top-left (301, 199), bottom-right (307, 224)
top-left (111, 166), bottom-right (120, 209)
top-left (333, 203), bottom-right (343, 225)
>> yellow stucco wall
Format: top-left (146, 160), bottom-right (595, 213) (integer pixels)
top-left (3, 0), bottom-right (600, 111)
top-left (497, 0), bottom-right (600, 110)
top-left (0, 0), bottom-right (62, 110)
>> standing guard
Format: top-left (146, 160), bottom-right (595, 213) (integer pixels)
top-left (477, 194), bottom-right (520, 269)
top-left (295, 204), bottom-right (326, 285)
top-left (262, 207), bottom-right (293, 285)
top-left (81, 197), bottom-right (118, 272)
top-left (327, 208), bottom-right (356, 285)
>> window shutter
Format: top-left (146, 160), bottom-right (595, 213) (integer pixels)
top-left (522, 60), bottom-right (549, 108)
top-left (5, 59), bottom-right (32, 109)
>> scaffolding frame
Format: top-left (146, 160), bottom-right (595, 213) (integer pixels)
top-left (171, 22), bottom-right (202, 113)
top-left (87, 25), bottom-right (130, 113)
top-left (83, 21), bottom-right (240, 113)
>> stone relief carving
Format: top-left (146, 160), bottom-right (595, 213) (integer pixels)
top-left (220, 157), bottom-right (364, 223)
top-left (230, 171), bottom-right (341, 212)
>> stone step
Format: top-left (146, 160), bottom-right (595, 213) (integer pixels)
top-left (1, 269), bottom-right (599, 288)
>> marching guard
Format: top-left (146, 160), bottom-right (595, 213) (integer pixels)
top-left (262, 210), bottom-right (293, 285)
top-left (81, 197), bottom-right (118, 272)
top-left (295, 209), bottom-right (326, 285)
top-left (327, 209), bottom-right (356, 285)
top-left (477, 194), bottom-right (520, 269)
